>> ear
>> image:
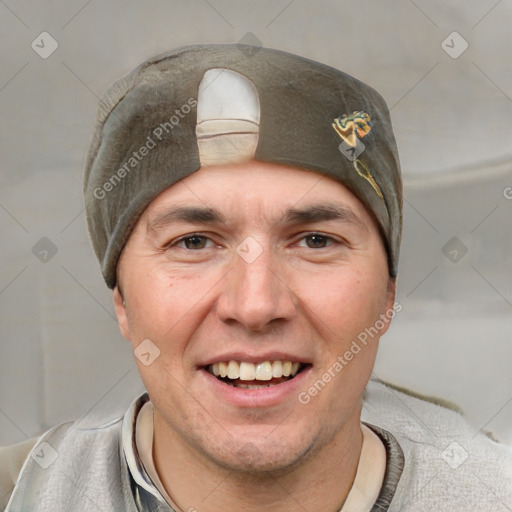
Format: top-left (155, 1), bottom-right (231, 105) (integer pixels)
top-left (379, 277), bottom-right (398, 337)
top-left (113, 286), bottom-right (131, 341)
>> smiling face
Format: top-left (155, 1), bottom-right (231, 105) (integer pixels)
top-left (114, 160), bottom-right (395, 474)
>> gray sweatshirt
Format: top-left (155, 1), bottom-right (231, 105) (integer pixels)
top-left (2, 379), bottom-right (511, 511)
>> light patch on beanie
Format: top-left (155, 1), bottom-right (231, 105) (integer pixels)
top-left (196, 68), bottom-right (260, 166)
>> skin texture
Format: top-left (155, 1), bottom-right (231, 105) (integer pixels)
top-left (113, 160), bottom-right (396, 512)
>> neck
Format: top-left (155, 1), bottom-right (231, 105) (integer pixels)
top-left (152, 409), bottom-right (363, 512)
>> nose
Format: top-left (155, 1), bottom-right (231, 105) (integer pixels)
top-left (216, 241), bottom-right (297, 332)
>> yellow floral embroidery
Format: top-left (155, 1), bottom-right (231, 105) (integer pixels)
top-left (332, 111), bottom-right (371, 147)
top-left (332, 111), bottom-right (384, 202)
top-left (354, 160), bottom-right (384, 201)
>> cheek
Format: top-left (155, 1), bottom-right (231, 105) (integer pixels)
top-left (304, 267), bottom-right (388, 335)
top-left (124, 266), bottom-right (222, 357)
top-left (303, 269), bottom-right (387, 408)
top-left (126, 267), bottom-right (181, 324)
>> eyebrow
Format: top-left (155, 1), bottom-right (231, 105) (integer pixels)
top-left (148, 203), bottom-right (366, 232)
top-left (149, 206), bottom-right (226, 232)
top-left (281, 204), bottom-right (366, 230)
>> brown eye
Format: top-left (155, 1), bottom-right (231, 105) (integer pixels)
top-left (177, 235), bottom-right (211, 249)
top-left (303, 234), bottom-right (331, 248)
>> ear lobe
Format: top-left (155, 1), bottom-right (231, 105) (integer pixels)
top-left (387, 277), bottom-right (397, 303)
top-left (113, 286), bottom-right (131, 341)
top-left (380, 278), bottom-right (397, 337)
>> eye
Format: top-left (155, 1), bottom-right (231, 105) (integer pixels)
top-left (174, 234), bottom-right (214, 250)
top-left (297, 233), bottom-right (336, 249)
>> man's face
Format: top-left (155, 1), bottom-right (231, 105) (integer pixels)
top-left (114, 161), bottom-right (395, 472)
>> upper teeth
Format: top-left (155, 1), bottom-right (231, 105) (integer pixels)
top-left (210, 361), bottom-right (301, 381)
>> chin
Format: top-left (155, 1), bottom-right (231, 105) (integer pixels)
top-left (202, 432), bottom-right (317, 475)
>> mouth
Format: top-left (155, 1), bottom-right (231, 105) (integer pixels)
top-left (205, 360), bottom-right (308, 389)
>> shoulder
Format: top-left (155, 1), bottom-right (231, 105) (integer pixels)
top-left (363, 377), bottom-right (506, 444)
top-left (3, 415), bottom-right (129, 511)
top-left (0, 423), bottom-right (76, 511)
top-left (0, 437), bottom-right (39, 510)
top-left (363, 378), bottom-right (512, 510)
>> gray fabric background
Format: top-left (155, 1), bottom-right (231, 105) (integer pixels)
top-left (1, 0), bottom-right (511, 448)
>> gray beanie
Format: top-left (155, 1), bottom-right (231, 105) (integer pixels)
top-left (84, 44), bottom-right (403, 288)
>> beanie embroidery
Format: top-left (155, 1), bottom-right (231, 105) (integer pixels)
top-left (332, 111), bottom-right (384, 201)
top-left (332, 111), bottom-right (371, 147)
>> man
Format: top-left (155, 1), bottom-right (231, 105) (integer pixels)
top-left (2, 44), bottom-right (511, 511)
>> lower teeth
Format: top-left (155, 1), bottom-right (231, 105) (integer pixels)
top-left (241, 383), bottom-right (273, 389)
top-left (227, 382), bottom-right (274, 389)
top-left (219, 375), bottom-right (294, 388)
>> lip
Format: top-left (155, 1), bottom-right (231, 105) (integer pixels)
top-left (199, 364), bottom-right (312, 408)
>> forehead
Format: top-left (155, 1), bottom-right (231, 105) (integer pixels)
top-left (142, 161), bottom-right (375, 230)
